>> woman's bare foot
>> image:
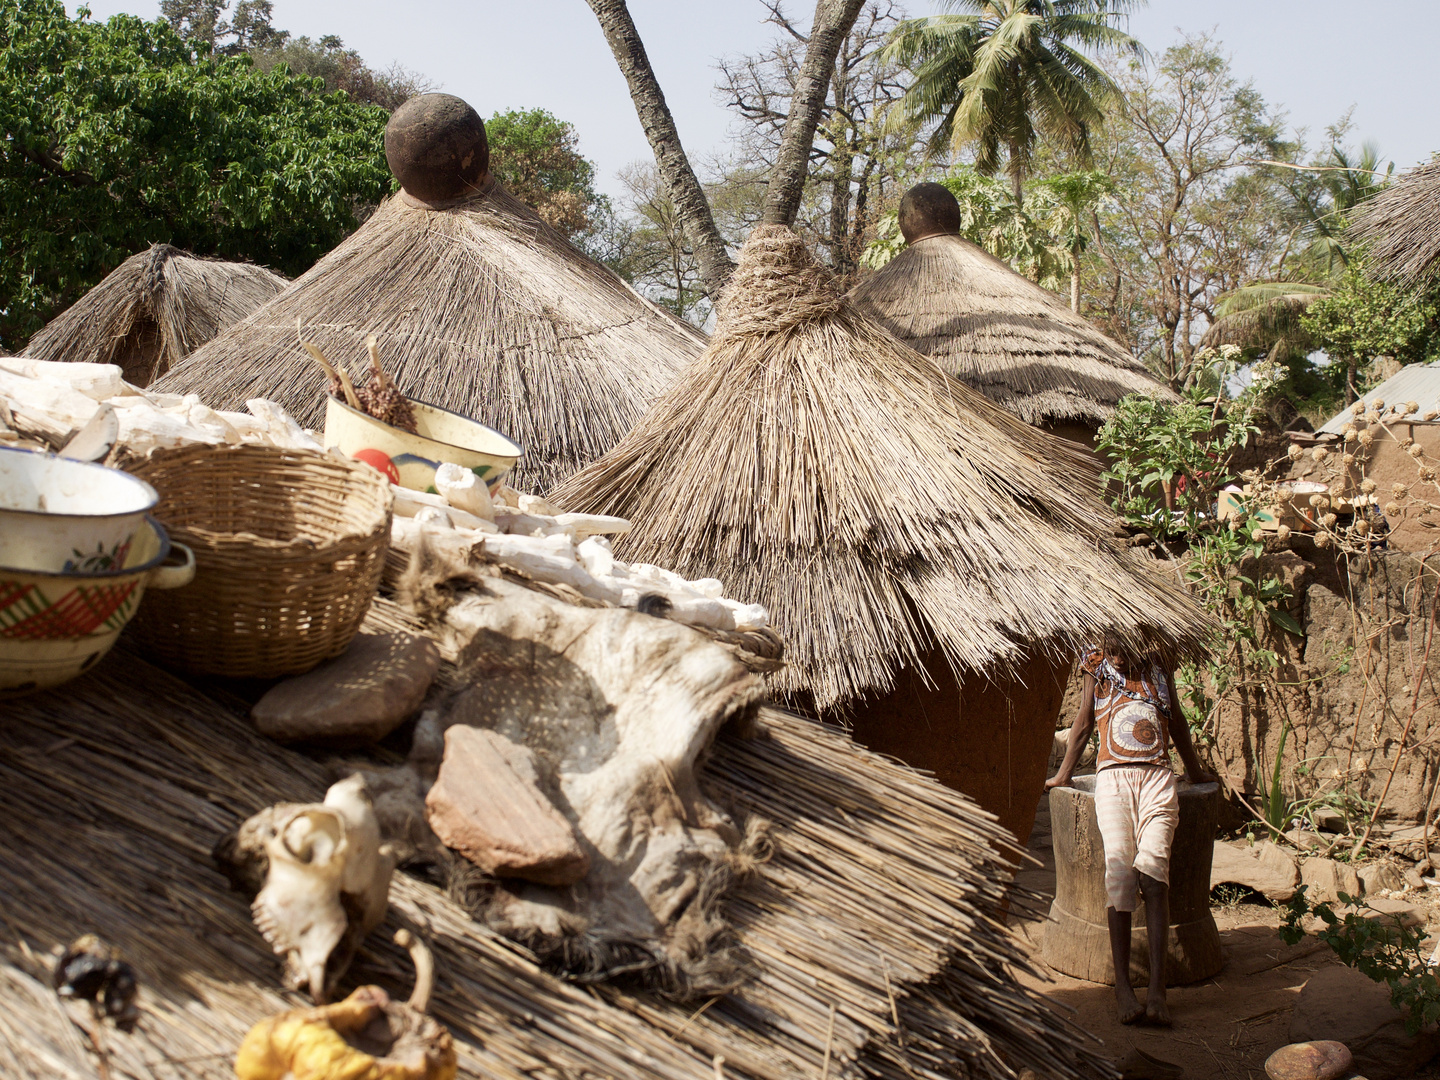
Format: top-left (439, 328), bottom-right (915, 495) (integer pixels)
top-left (1143, 992), bottom-right (1171, 1027)
top-left (1115, 985), bottom-right (1145, 1025)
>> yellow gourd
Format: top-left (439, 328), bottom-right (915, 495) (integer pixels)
top-left (236, 932), bottom-right (456, 1080)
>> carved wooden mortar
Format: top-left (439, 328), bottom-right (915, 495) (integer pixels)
top-left (1041, 774), bottom-right (1223, 985)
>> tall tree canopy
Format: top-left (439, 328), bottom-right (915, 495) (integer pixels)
top-left (0, 0), bottom-right (391, 347)
top-left (486, 109), bottom-right (607, 238)
top-left (884, 0), bottom-right (1144, 203)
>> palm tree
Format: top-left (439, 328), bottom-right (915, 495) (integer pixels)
top-left (883, 0), bottom-right (1145, 205)
top-left (1204, 142), bottom-right (1394, 399)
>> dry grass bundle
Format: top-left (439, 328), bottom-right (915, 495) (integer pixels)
top-left (1349, 160), bottom-right (1440, 287)
top-left (152, 178), bottom-right (706, 493)
top-left (23, 244), bottom-right (287, 386)
top-left (555, 225), bottom-right (1210, 711)
top-left (0, 582), bottom-right (1112, 1080)
top-left (848, 235), bottom-right (1173, 426)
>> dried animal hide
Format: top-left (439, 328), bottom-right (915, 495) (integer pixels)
top-left (398, 559), bottom-right (767, 998)
top-left (215, 774), bottom-right (396, 1002)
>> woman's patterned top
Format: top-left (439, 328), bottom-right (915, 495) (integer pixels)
top-left (1079, 645), bottom-right (1173, 770)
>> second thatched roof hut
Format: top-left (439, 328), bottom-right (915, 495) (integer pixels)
top-left (153, 94), bottom-right (705, 492)
top-left (23, 244), bottom-right (287, 386)
top-left (848, 183), bottom-right (1173, 445)
top-left (556, 225), bottom-right (1210, 843)
top-left (1349, 159), bottom-right (1440, 287)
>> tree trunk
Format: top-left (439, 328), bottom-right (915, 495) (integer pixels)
top-left (584, 0), bottom-right (735, 298)
top-left (761, 0), bottom-right (867, 227)
top-left (1070, 241), bottom-right (1081, 313)
top-left (1008, 139), bottom-right (1024, 207)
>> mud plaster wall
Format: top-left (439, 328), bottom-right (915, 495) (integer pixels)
top-left (1211, 545), bottom-right (1440, 827)
top-left (846, 649), bottom-right (1073, 845)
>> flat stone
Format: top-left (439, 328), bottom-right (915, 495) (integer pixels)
top-left (1287, 828), bottom-right (1328, 852)
top-left (1358, 896), bottom-right (1425, 929)
top-left (1264, 1040), bottom-right (1353, 1080)
top-left (1211, 840), bottom-right (1300, 901)
top-left (425, 725), bottom-right (589, 886)
top-left (1291, 966), bottom-right (1440, 1080)
top-left (1311, 807), bottom-right (1347, 833)
top-left (1301, 857), bottom-right (1363, 904)
top-left (1359, 862), bottom-right (1407, 896)
top-left (252, 631), bottom-right (441, 746)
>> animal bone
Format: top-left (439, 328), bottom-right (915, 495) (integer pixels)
top-left (234, 775), bottom-right (395, 1002)
top-left (252, 806), bottom-right (350, 1003)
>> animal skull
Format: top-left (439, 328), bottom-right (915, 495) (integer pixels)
top-left (245, 775), bottom-right (394, 1002)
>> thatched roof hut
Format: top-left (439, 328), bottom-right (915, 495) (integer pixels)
top-left (153, 95), bottom-right (705, 492)
top-left (555, 225), bottom-right (1209, 841)
top-left (1349, 160), bottom-right (1440, 287)
top-left (22, 244), bottom-right (286, 386)
top-left (0, 593), bottom-right (1112, 1080)
top-left (848, 183), bottom-right (1173, 438)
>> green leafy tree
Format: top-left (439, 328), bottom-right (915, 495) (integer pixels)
top-left (1085, 35), bottom-right (1295, 388)
top-left (249, 35), bottom-right (432, 110)
top-left (0, 1), bottom-right (392, 347)
top-left (1301, 264), bottom-right (1440, 402)
top-left (486, 109), bottom-right (606, 238)
top-left (883, 0), bottom-right (1144, 204)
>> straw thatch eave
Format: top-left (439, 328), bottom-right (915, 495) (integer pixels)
top-left (151, 179), bottom-right (706, 493)
top-left (23, 244), bottom-right (287, 386)
top-left (848, 234), bottom-right (1174, 426)
top-left (556, 226), bottom-right (1210, 712)
top-left (1349, 160), bottom-right (1440, 287)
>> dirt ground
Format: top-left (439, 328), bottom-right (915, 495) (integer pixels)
top-left (1011, 795), bottom-right (1440, 1079)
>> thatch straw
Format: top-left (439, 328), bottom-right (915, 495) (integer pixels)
top-left (0, 585), bottom-right (1113, 1080)
top-left (848, 234), bottom-right (1173, 426)
top-left (555, 225), bottom-right (1210, 711)
top-left (1349, 160), bottom-right (1440, 287)
top-left (150, 177), bottom-right (706, 493)
top-left (23, 245), bottom-right (287, 386)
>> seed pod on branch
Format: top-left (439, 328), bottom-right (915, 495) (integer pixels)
top-left (1361, 478), bottom-right (1378, 494)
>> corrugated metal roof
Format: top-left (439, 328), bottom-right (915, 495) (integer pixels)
top-left (1316, 363), bottom-right (1440, 433)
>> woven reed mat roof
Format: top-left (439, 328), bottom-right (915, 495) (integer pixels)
top-left (1349, 159), bottom-right (1440, 288)
top-left (149, 178), bottom-right (706, 493)
top-left (0, 594), bottom-right (1111, 1080)
top-left (848, 234), bottom-right (1174, 426)
top-left (23, 244), bottom-right (287, 387)
top-left (554, 225), bottom-right (1210, 711)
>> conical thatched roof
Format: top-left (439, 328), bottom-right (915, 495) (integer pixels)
top-left (152, 97), bottom-right (705, 493)
top-left (847, 186), bottom-right (1172, 426)
top-left (23, 244), bottom-right (287, 386)
top-left (555, 225), bottom-right (1210, 711)
top-left (1350, 159), bottom-right (1440, 287)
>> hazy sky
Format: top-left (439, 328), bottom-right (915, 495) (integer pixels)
top-left (69, 1), bottom-right (1440, 200)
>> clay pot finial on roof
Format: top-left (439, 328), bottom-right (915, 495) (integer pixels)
top-left (384, 93), bottom-right (490, 208)
top-left (898, 182), bottom-right (961, 245)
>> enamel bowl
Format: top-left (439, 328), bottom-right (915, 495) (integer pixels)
top-left (323, 394), bottom-right (522, 493)
top-left (0, 516), bottom-right (195, 697)
top-left (0, 446), bottom-right (159, 573)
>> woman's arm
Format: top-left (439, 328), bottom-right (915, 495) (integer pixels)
top-left (1046, 672), bottom-right (1097, 790)
top-left (1165, 668), bottom-right (1216, 784)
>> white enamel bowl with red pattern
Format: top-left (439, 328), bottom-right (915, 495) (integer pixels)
top-left (0, 516), bottom-right (195, 697)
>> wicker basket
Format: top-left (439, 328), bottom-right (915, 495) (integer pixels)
top-left (125, 444), bottom-right (392, 677)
